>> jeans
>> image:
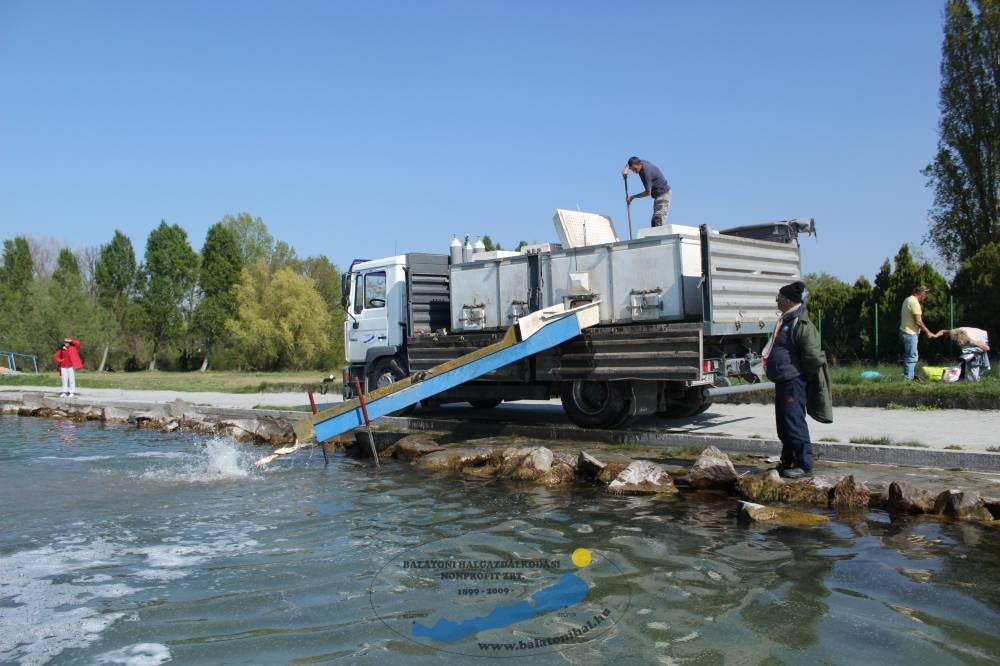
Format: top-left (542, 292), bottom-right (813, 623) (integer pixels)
top-left (774, 376), bottom-right (813, 472)
top-left (60, 367), bottom-right (76, 394)
top-left (651, 191), bottom-right (672, 227)
top-left (900, 332), bottom-right (918, 380)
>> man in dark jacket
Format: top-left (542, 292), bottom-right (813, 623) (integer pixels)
top-left (763, 282), bottom-right (832, 478)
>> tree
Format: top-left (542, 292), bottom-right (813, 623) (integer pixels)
top-left (226, 264), bottom-right (331, 370)
top-left (220, 212), bottom-right (298, 270)
top-left (94, 231), bottom-right (138, 370)
top-left (290, 255), bottom-right (346, 366)
top-left (1, 237), bottom-right (33, 292)
top-left (40, 248), bottom-right (111, 364)
top-left (194, 223), bottom-right (242, 370)
top-left (924, 0), bottom-right (1000, 266)
top-left (951, 241), bottom-right (1000, 341)
top-left (871, 245), bottom-right (949, 362)
top-left (140, 222), bottom-right (199, 370)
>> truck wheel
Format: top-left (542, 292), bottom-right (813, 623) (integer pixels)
top-left (560, 380), bottom-right (631, 429)
top-left (469, 398), bottom-right (502, 409)
top-left (367, 357), bottom-right (415, 416)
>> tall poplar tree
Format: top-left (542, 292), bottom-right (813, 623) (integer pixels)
top-left (140, 222), bottom-right (199, 370)
top-left (94, 231), bottom-right (138, 370)
top-left (194, 223), bottom-right (242, 370)
top-left (924, 0), bottom-right (1000, 265)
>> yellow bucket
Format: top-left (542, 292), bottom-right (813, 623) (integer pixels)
top-left (921, 366), bottom-right (946, 381)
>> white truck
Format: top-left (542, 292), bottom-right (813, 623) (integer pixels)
top-left (339, 211), bottom-right (814, 428)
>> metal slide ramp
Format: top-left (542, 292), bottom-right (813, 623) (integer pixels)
top-left (293, 302), bottom-right (600, 444)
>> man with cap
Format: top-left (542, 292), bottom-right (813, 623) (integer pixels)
top-left (899, 286), bottom-right (936, 381)
top-left (622, 156), bottom-right (671, 227)
top-left (762, 281), bottom-right (832, 478)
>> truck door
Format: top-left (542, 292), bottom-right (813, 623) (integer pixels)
top-left (347, 269), bottom-right (390, 365)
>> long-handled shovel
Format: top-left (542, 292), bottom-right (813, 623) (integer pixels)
top-left (623, 174), bottom-right (633, 240)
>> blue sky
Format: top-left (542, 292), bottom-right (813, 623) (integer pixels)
top-left (0, 1), bottom-right (945, 282)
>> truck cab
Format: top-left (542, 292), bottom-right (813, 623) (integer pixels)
top-left (341, 254), bottom-right (449, 399)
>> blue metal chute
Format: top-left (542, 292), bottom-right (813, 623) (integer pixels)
top-left (294, 303), bottom-right (600, 444)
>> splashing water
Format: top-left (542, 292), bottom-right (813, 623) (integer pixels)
top-left (141, 438), bottom-right (260, 483)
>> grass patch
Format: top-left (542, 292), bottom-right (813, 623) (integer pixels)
top-left (987, 446), bottom-right (1000, 453)
top-left (944, 444), bottom-right (963, 450)
top-left (0, 370), bottom-right (339, 394)
top-left (819, 437), bottom-right (840, 442)
top-left (849, 436), bottom-right (930, 448)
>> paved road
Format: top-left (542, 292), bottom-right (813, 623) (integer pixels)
top-left (5, 385), bottom-right (999, 453)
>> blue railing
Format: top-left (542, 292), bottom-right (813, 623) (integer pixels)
top-left (0, 351), bottom-right (39, 374)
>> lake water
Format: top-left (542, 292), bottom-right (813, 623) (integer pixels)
top-left (1, 416), bottom-right (998, 665)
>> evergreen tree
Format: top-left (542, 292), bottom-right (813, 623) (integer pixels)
top-left (140, 221), bottom-right (199, 370)
top-left (194, 223), bottom-right (242, 370)
top-left (94, 230), bottom-right (138, 370)
top-left (924, 0), bottom-right (1000, 265)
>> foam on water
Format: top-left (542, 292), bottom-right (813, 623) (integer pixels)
top-left (141, 438), bottom-right (260, 483)
top-left (38, 454), bottom-right (116, 462)
top-left (0, 539), bottom-right (135, 665)
top-left (98, 643), bottom-right (172, 665)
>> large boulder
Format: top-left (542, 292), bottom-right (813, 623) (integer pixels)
top-left (607, 461), bottom-right (677, 495)
top-left (17, 393), bottom-right (44, 416)
top-left (740, 470), bottom-right (836, 506)
top-left (167, 399), bottom-right (191, 419)
top-left (493, 447), bottom-right (574, 485)
top-left (686, 446), bottom-right (738, 490)
top-left (933, 489), bottom-right (994, 521)
top-left (392, 434), bottom-right (445, 462)
top-left (597, 462), bottom-right (628, 485)
top-left (886, 481), bottom-right (936, 514)
top-left (577, 451), bottom-right (606, 481)
top-left (737, 501), bottom-right (829, 526)
top-left (254, 417), bottom-right (296, 445)
top-left (831, 476), bottom-right (870, 511)
top-left (103, 406), bottom-right (133, 423)
top-left (134, 407), bottom-right (170, 430)
top-left (735, 470), bottom-right (833, 507)
top-left (417, 447), bottom-right (498, 471)
top-left (985, 497), bottom-right (1000, 521)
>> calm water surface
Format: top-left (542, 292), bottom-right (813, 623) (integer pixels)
top-left (1, 416), bottom-right (998, 665)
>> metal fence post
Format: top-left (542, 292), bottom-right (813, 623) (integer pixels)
top-left (874, 302), bottom-right (879, 362)
top-left (949, 294), bottom-right (955, 355)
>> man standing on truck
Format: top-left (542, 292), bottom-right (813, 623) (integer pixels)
top-left (622, 156), bottom-right (671, 227)
top-left (763, 282), bottom-right (832, 479)
top-left (899, 286), bottom-right (936, 381)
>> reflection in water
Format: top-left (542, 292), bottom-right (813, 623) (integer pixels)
top-left (0, 417), bottom-right (998, 665)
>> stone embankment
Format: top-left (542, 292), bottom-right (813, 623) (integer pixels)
top-left (4, 392), bottom-right (998, 528)
top-left (2, 393), bottom-right (296, 445)
top-left (360, 435), bottom-right (1000, 527)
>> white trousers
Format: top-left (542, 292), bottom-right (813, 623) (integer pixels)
top-left (60, 367), bottom-right (76, 394)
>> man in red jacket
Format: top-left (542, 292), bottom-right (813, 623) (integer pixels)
top-left (53, 338), bottom-right (83, 398)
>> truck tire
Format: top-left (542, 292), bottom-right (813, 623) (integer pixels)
top-left (367, 357), bottom-right (415, 416)
top-left (469, 398), bottom-right (503, 409)
top-left (560, 380), bottom-right (631, 429)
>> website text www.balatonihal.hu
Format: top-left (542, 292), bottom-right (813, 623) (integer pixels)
top-left (476, 609), bottom-right (612, 652)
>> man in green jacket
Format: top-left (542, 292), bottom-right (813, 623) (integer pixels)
top-left (762, 281), bottom-right (833, 478)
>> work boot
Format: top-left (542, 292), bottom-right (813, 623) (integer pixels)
top-left (779, 467), bottom-right (812, 479)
